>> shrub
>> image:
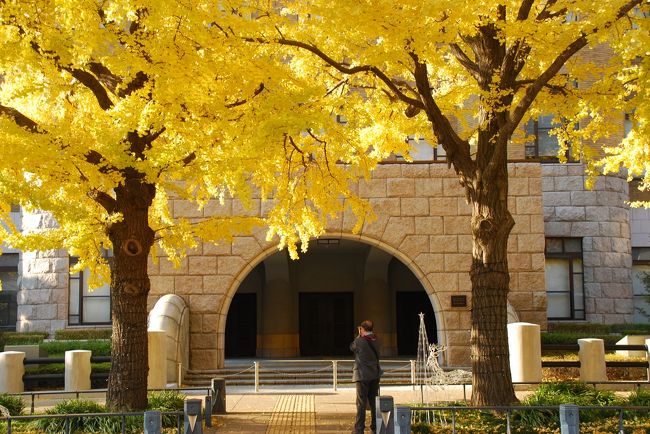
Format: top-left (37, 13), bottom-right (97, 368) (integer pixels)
top-left (34, 399), bottom-right (107, 433)
top-left (626, 389), bottom-right (650, 407)
top-left (0, 394), bottom-right (24, 416)
top-left (541, 332), bottom-right (620, 346)
top-left (610, 323), bottom-right (650, 335)
top-left (0, 332), bottom-right (47, 348)
top-left (40, 339), bottom-right (111, 356)
top-left (55, 328), bottom-right (112, 340)
top-left (147, 390), bottom-right (185, 427)
top-left (623, 389), bottom-right (650, 421)
top-left (519, 381), bottom-right (621, 425)
top-left (547, 323), bottom-right (613, 334)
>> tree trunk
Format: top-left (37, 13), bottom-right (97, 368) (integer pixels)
top-left (106, 177), bottom-right (156, 411)
top-left (468, 158), bottom-right (518, 406)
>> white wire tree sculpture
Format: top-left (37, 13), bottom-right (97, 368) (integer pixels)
top-left (413, 312), bottom-right (472, 426)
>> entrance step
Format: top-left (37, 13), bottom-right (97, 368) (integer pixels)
top-left (184, 360), bottom-right (415, 387)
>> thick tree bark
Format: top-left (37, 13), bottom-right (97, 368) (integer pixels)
top-left (469, 195), bottom-right (517, 406)
top-left (467, 123), bottom-right (517, 406)
top-left (106, 174), bottom-right (156, 411)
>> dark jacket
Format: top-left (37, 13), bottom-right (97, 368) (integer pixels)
top-left (350, 333), bottom-right (382, 382)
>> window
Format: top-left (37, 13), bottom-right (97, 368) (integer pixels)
top-left (525, 115), bottom-right (577, 161)
top-left (0, 253), bottom-right (19, 330)
top-left (397, 136), bottom-right (446, 161)
top-left (632, 247), bottom-right (650, 323)
top-left (68, 257), bottom-right (111, 325)
top-left (545, 238), bottom-right (585, 320)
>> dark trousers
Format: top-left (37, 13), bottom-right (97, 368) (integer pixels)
top-left (354, 378), bottom-right (380, 433)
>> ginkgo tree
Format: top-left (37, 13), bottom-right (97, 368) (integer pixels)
top-left (238, 0), bottom-right (648, 405)
top-left (0, 1), bottom-right (408, 410)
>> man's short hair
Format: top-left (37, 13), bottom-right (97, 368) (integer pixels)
top-left (360, 320), bottom-right (373, 332)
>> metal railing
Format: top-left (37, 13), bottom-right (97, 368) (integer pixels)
top-left (240, 359), bottom-right (414, 391)
top-left (10, 387), bottom-right (213, 415)
top-left (0, 410), bottom-right (184, 434)
top-left (408, 404), bottom-right (650, 434)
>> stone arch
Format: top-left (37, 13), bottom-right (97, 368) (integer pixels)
top-left (215, 232), bottom-right (446, 367)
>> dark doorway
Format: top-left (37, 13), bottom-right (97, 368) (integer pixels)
top-left (225, 293), bottom-right (257, 357)
top-left (396, 292), bottom-right (437, 356)
top-left (299, 292), bottom-right (354, 356)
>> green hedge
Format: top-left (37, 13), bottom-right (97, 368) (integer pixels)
top-left (548, 323), bottom-right (650, 335)
top-left (0, 332), bottom-right (47, 348)
top-left (40, 340), bottom-right (111, 357)
top-left (54, 328), bottom-right (112, 340)
top-left (541, 332), bottom-right (620, 346)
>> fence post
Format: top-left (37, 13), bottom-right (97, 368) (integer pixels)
top-left (645, 339), bottom-right (650, 382)
top-left (559, 404), bottom-right (579, 434)
top-left (184, 398), bottom-right (203, 434)
top-left (410, 360), bottom-right (416, 390)
top-left (332, 360), bottom-right (338, 391)
top-left (204, 395), bottom-right (212, 427)
top-left (507, 322), bottom-right (542, 383)
top-left (578, 339), bottom-right (607, 383)
top-left (211, 377), bottom-right (226, 414)
top-left (394, 406), bottom-right (411, 434)
top-left (0, 351), bottom-right (25, 393)
top-left (375, 396), bottom-right (395, 434)
top-left (254, 361), bottom-right (259, 393)
top-left (144, 410), bottom-right (162, 434)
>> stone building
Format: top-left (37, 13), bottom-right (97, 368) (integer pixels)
top-left (3, 153), bottom-right (646, 370)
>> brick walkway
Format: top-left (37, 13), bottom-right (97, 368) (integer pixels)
top-left (201, 385), bottom-right (474, 433)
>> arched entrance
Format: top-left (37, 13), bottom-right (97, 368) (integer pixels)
top-left (224, 238), bottom-right (438, 358)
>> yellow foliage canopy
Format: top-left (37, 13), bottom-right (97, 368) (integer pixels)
top-left (0, 0), bottom-right (410, 286)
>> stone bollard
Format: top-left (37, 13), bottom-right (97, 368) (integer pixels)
top-left (144, 410), bottom-right (162, 434)
top-left (559, 404), bottom-right (579, 434)
top-left (65, 350), bottom-right (91, 391)
top-left (578, 338), bottom-right (607, 383)
top-left (148, 330), bottom-right (167, 390)
top-left (394, 406), bottom-right (411, 434)
top-left (375, 396), bottom-right (395, 434)
top-left (507, 322), bottom-right (542, 383)
top-left (184, 398), bottom-right (203, 434)
top-left (0, 351), bottom-right (25, 393)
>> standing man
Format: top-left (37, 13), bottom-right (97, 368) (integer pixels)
top-left (350, 319), bottom-right (382, 434)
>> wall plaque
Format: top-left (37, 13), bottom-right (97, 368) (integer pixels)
top-left (451, 295), bottom-right (467, 308)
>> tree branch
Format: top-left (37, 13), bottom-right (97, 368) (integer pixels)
top-left (225, 83), bottom-right (265, 108)
top-left (507, 0), bottom-right (643, 136)
top-left (410, 53), bottom-right (474, 177)
top-left (276, 38), bottom-right (425, 110)
top-left (449, 43), bottom-right (481, 81)
top-left (88, 63), bottom-right (149, 98)
top-left (0, 103), bottom-right (40, 132)
top-left (88, 189), bottom-right (117, 214)
top-left (536, 0), bottom-right (565, 21)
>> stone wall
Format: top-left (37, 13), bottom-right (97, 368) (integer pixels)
top-left (16, 210), bottom-right (68, 333)
top-left (147, 162), bottom-right (547, 369)
top-left (542, 163), bottom-right (633, 323)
